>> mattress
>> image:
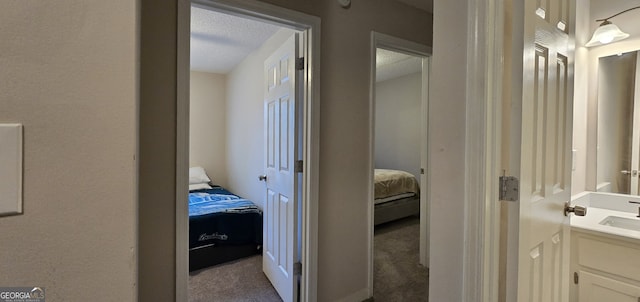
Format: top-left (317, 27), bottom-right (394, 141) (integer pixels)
top-left (374, 169), bottom-right (420, 203)
top-left (189, 187), bottom-right (262, 250)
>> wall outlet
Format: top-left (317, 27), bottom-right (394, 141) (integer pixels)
top-left (0, 124), bottom-right (23, 216)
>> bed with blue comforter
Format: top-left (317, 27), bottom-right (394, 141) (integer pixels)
top-left (189, 186), bottom-right (262, 271)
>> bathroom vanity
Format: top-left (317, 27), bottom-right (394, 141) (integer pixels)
top-left (570, 193), bottom-right (640, 302)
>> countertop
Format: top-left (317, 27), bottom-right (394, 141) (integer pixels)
top-left (571, 207), bottom-right (640, 241)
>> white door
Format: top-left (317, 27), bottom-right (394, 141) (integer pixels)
top-left (514, 0), bottom-right (575, 301)
top-left (263, 33), bottom-right (299, 302)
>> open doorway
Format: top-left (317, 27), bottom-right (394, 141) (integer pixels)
top-left (177, 2), bottom-right (320, 301)
top-left (368, 33), bottom-right (431, 300)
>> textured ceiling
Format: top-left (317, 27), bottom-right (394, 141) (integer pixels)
top-left (190, 6), bottom-right (280, 73)
top-left (376, 48), bottom-right (423, 82)
top-left (191, 7), bottom-right (422, 81)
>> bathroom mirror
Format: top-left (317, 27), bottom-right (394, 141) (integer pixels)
top-left (596, 50), bottom-right (640, 194)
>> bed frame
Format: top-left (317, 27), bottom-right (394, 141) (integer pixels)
top-left (189, 243), bottom-right (262, 272)
top-left (374, 194), bottom-right (420, 225)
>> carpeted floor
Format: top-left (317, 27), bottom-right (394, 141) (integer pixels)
top-left (188, 216), bottom-right (428, 301)
top-left (189, 255), bottom-right (282, 302)
top-left (373, 216), bottom-right (429, 301)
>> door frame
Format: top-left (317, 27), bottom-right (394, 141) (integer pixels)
top-left (367, 31), bottom-right (431, 297)
top-left (459, 0), bottom-right (505, 301)
top-left (176, 1), bottom-right (321, 301)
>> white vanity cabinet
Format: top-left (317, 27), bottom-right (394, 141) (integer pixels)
top-left (571, 230), bottom-right (640, 302)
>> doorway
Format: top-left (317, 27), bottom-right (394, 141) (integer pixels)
top-left (368, 32), bottom-right (431, 300)
top-left (176, 1), bottom-right (321, 301)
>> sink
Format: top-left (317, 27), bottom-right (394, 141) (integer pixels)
top-left (599, 216), bottom-right (640, 232)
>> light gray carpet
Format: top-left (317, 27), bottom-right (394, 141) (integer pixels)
top-left (374, 216), bottom-right (429, 301)
top-left (189, 255), bottom-right (282, 302)
top-left (188, 216), bottom-right (428, 301)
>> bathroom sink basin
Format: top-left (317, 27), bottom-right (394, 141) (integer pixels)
top-left (599, 216), bottom-right (640, 232)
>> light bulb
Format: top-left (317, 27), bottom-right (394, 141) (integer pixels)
top-left (599, 35), bottom-right (614, 44)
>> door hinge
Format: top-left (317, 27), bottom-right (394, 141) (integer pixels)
top-left (293, 262), bottom-right (302, 275)
top-left (420, 168), bottom-right (425, 174)
top-left (295, 57), bottom-right (304, 70)
top-left (574, 272), bottom-right (579, 284)
top-left (295, 160), bottom-right (303, 173)
top-left (499, 176), bottom-right (519, 202)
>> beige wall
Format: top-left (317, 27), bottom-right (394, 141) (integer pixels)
top-left (375, 72), bottom-right (422, 179)
top-left (0, 1), bottom-right (137, 301)
top-left (189, 71), bottom-right (228, 187)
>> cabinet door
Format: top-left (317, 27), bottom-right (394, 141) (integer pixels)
top-left (579, 271), bottom-right (640, 302)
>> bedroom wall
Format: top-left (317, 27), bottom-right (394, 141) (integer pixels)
top-left (0, 1), bottom-right (137, 301)
top-left (225, 28), bottom-right (295, 209)
top-left (375, 72), bottom-right (422, 179)
top-left (189, 71), bottom-right (228, 187)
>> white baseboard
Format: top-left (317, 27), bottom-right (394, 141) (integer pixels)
top-left (333, 288), bottom-right (370, 302)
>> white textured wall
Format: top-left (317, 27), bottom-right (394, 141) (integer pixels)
top-left (0, 1), bottom-right (137, 301)
top-left (189, 71), bottom-right (228, 187)
top-left (226, 28), bottom-right (294, 209)
top-left (375, 72), bottom-right (422, 179)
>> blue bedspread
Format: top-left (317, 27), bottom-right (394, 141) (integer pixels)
top-left (189, 187), bottom-right (261, 217)
top-left (188, 187), bottom-right (262, 250)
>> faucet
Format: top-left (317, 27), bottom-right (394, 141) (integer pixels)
top-left (628, 201), bottom-right (640, 218)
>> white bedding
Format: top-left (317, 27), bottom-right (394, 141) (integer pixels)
top-left (374, 169), bottom-right (420, 202)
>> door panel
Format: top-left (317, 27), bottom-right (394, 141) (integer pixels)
top-left (263, 33), bottom-right (299, 302)
top-left (517, 0), bottom-right (575, 301)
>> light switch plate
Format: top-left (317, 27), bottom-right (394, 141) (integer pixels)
top-left (0, 124), bottom-right (23, 216)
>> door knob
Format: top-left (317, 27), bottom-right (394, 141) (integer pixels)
top-left (621, 170), bottom-right (638, 176)
top-left (258, 175), bottom-right (267, 181)
top-left (564, 202), bottom-right (587, 217)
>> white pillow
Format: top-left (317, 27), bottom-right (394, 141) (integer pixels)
top-left (189, 183), bottom-right (213, 191)
top-left (189, 166), bottom-right (212, 184)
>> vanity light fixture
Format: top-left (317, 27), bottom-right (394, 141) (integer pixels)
top-left (586, 6), bottom-right (640, 47)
